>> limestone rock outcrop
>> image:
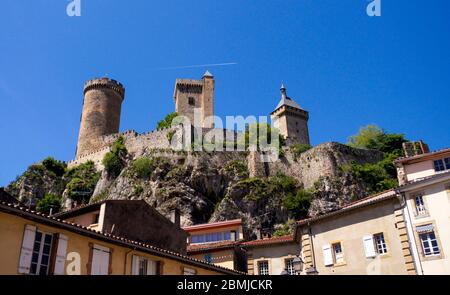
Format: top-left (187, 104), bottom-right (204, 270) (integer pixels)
top-left (6, 142), bottom-right (383, 237)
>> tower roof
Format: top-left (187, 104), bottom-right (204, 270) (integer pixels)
top-left (203, 70), bottom-right (214, 78)
top-left (273, 84), bottom-right (302, 112)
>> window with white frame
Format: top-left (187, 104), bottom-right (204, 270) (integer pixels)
top-left (285, 259), bottom-right (295, 275)
top-left (414, 195), bottom-right (427, 216)
top-left (444, 158), bottom-right (450, 170)
top-left (445, 158), bottom-right (450, 169)
top-left (30, 231), bottom-right (53, 275)
top-left (363, 234), bottom-right (388, 258)
top-left (374, 233), bottom-right (388, 254)
top-left (332, 243), bottom-right (344, 264)
top-left (419, 230), bottom-right (440, 257)
top-left (434, 157), bottom-right (450, 172)
top-left (258, 260), bottom-right (269, 275)
top-left (132, 255), bottom-right (157, 275)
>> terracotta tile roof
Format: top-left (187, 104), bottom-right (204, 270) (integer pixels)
top-left (394, 147), bottom-right (450, 164)
top-left (0, 201), bottom-right (244, 275)
top-left (296, 189), bottom-right (397, 227)
top-left (241, 235), bottom-right (294, 247)
top-left (187, 235), bottom-right (295, 253)
top-left (187, 240), bottom-right (240, 253)
top-left (183, 219), bottom-right (242, 232)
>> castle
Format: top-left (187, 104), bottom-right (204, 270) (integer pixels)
top-left (70, 72), bottom-right (310, 168)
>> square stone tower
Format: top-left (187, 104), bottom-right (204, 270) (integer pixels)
top-left (270, 84), bottom-right (310, 145)
top-left (173, 71), bottom-right (214, 128)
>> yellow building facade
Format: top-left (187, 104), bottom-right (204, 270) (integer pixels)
top-left (0, 202), bottom-right (241, 275)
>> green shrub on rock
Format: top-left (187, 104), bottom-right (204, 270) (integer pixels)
top-left (102, 136), bottom-right (127, 178)
top-left (65, 161), bottom-right (100, 203)
top-left (283, 189), bottom-right (313, 219)
top-left (290, 144), bottom-right (312, 161)
top-left (42, 157), bottom-right (67, 177)
top-left (157, 112), bottom-right (179, 130)
top-left (130, 157), bottom-right (155, 179)
top-left (36, 193), bottom-right (62, 215)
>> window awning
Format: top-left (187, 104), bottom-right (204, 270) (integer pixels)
top-left (416, 224), bottom-right (434, 233)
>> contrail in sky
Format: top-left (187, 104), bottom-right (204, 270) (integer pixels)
top-left (152, 62), bottom-right (238, 71)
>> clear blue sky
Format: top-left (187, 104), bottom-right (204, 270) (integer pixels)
top-left (1, 0), bottom-right (449, 186)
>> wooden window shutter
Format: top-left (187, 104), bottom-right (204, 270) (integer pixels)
top-left (53, 234), bottom-right (69, 275)
top-left (322, 244), bottom-right (333, 266)
top-left (87, 243), bottom-right (93, 275)
top-left (156, 261), bottom-right (164, 275)
top-left (18, 225), bottom-right (36, 274)
top-left (108, 248), bottom-right (113, 275)
top-left (48, 233), bottom-right (59, 275)
top-left (363, 235), bottom-right (377, 258)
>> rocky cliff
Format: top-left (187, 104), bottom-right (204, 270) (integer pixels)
top-left (5, 142), bottom-right (383, 238)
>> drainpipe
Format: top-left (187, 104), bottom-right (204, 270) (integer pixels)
top-left (397, 191), bottom-right (424, 275)
top-left (124, 248), bottom-right (136, 275)
top-left (308, 224), bottom-right (317, 274)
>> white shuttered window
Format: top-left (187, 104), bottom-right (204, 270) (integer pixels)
top-left (18, 225), bottom-right (37, 274)
top-left (54, 234), bottom-right (69, 275)
top-left (322, 244), bottom-right (333, 266)
top-left (363, 235), bottom-right (377, 258)
top-left (91, 245), bottom-right (110, 275)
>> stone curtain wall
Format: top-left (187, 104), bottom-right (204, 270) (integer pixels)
top-left (68, 127), bottom-right (237, 169)
top-left (268, 142), bottom-right (383, 189)
top-left (68, 146), bottom-right (111, 169)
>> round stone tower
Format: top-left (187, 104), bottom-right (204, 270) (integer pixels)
top-left (76, 78), bottom-right (125, 159)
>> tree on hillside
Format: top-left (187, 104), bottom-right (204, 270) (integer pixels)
top-left (345, 125), bottom-right (408, 194)
top-left (347, 125), bottom-right (383, 149)
top-left (42, 157), bottom-right (67, 177)
top-left (156, 112), bottom-right (179, 130)
top-left (347, 124), bottom-right (407, 156)
top-left (36, 193), bottom-right (62, 215)
top-left (102, 136), bottom-right (128, 178)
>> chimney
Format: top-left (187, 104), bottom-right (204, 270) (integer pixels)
top-left (403, 141), bottom-right (430, 157)
top-left (170, 208), bottom-right (180, 228)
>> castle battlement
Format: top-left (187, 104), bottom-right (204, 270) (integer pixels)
top-left (72, 74), bottom-right (311, 169)
top-left (83, 77), bottom-right (125, 99)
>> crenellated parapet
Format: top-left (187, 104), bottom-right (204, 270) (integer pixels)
top-left (83, 77), bottom-right (125, 100)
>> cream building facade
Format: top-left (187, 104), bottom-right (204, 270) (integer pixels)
top-left (295, 190), bottom-right (416, 275)
top-left (243, 236), bottom-right (299, 275)
top-left (184, 219), bottom-right (247, 272)
top-left (395, 147), bottom-right (450, 275)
